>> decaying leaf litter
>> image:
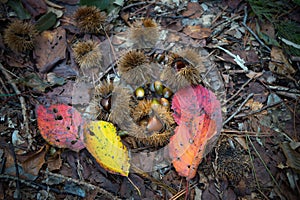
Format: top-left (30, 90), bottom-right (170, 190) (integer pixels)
top-left (0, 0), bottom-right (300, 199)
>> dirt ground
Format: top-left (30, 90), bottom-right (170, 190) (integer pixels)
top-left (0, 0), bottom-right (300, 199)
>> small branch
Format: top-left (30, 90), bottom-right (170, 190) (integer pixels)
top-left (217, 46), bottom-right (248, 72)
top-left (0, 63), bottom-right (32, 149)
top-left (242, 6), bottom-right (271, 52)
top-left (223, 93), bottom-right (253, 125)
top-left (41, 170), bottom-right (120, 200)
top-left (223, 77), bottom-right (254, 105)
top-left (278, 37), bottom-right (300, 50)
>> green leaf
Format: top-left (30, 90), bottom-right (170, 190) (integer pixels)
top-left (35, 12), bottom-right (57, 32)
top-left (7, 0), bottom-right (30, 20)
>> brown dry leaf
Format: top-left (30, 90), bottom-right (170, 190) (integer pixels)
top-left (17, 145), bottom-right (48, 176)
top-left (245, 98), bottom-right (263, 111)
top-left (269, 47), bottom-right (296, 80)
top-left (34, 27), bottom-right (67, 73)
top-left (47, 149), bottom-right (63, 171)
top-left (182, 2), bottom-right (203, 18)
top-left (183, 25), bottom-right (212, 39)
top-left (22, 0), bottom-right (47, 17)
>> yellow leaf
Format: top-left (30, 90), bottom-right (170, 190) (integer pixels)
top-left (84, 121), bottom-right (130, 176)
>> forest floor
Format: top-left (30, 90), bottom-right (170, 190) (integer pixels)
top-left (0, 0), bottom-right (300, 199)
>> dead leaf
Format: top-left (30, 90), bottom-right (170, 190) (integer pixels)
top-left (269, 47), bottom-right (296, 80)
top-left (182, 2), bottom-right (203, 18)
top-left (169, 85), bottom-right (222, 180)
top-left (84, 120), bottom-right (130, 176)
top-left (36, 104), bottom-right (86, 152)
top-left (34, 27), bottom-right (67, 73)
top-left (18, 145), bottom-right (48, 176)
top-left (245, 98), bottom-right (264, 111)
top-left (183, 25), bottom-right (212, 40)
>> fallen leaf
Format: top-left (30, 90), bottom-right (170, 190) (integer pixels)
top-left (169, 85), bottom-right (222, 180)
top-left (18, 145), bottom-right (48, 176)
top-left (269, 47), bottom-right (296, 81)
top-left (280, 142), bottom-right (300, 173)
top-left (34, 27), bottom-right (67, 73)
top-left (182, 2), bottom-right (203, 18)
top-left (183, 25), bottom-right (212, 40)
top-left (36, 104), bottom-right (85, 152)
top-left (171, 85), bottom-right (222, 125)
top-left (84, 120), bottom-right (130, 176)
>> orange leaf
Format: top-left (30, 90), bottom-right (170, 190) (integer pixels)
top-left (169, 85), bottom-right (222, 180)
top-left (36, 104), bottom-right (85, 152)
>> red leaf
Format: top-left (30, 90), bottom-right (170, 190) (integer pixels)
top-left (169, 85), bottom-right (222, 180)
top-left (36, 104), bottom-right (85, 151)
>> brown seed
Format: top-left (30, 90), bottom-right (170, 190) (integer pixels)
top-left (135, 87), bottom-right (145, 99)
top-left (160, 98), bottom-right (170, 108)
top-left (163, 87), bottom-right (172, 98)
top-left (151, 98), bottom-right (161, 109)
top-left (100, 97), bottom-right (111, 111)
top-left (154, 81), bottom-right (163, 95)
top-left (146, 115), bottom-right (163, 132)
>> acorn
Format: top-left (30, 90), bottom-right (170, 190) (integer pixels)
top-left (135, 87), bottom-right (145, 99)
top-left (72, 40), bottom-right (102, 69)
top-left (151, 98), bottom-right (161, 109)
top-left (117, 50), bottom-right (153, 87)
top-left (160, 97), bottom-right (170, 108)
top-left (4, 20), bottom-right (38, 52)
top-left (154, 81), bottom-right (163, 96)
top-left (100, 97), bottom-right (111, 111)
top-left (146, 115), bottom-right (164, 132)
top-left (74, 6), bottom-right (106, 33)
top-left (163, 87), bottom-right (172, 99)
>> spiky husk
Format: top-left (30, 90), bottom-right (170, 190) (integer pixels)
top-left (118, 50), bottom-right (153, 87)
top-left (126, 100), bottom-right (175, 147)
top-left (89, 81), bottom-right (114, 120)
top-left (128, 18), bottom-right (160, 48)
top-left (74, 6), bottom-right (106, 33)
top-left (109, 84), bottom-right (134, 130)
top-left (177, 48), bottom-right (205, 73)
top-left (161, 49), bottom-right (202, 91)
top-left (131, 100), bottom-right (152, 122)
top-left (4, 20), bottom-right (38, 52)
top-left (72, 40), bottom-right (102, 69)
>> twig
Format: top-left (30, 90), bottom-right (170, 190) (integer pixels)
top-left (45, 0), bottom-right (64, 9)
top-left (9, 144), bottom-right (21, 199)
top-left (0, 174), bottom-right (83, 196)
top-left (169, 182), bottom-right (197, 200)
top-left (0, 63), bottom-right (31, 149)
top-left (242, 6), bottom-right (271, 53)
top-left (234, 99), bottom-right (283, 118)
top-left (217, 46), bottom-right (248, 71)
top-left (223, 77), bottom-right (254, 105)
top-left (223, 93), bottom-right (253, 125)
top-left (278, 37), bottom-right (300, 49)
top-left (246, 136), bottom-right (281, 191)
top-left (130, 165), bottom-right (177, 195)
top-left (40, 170), bottom-right (120, 200)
